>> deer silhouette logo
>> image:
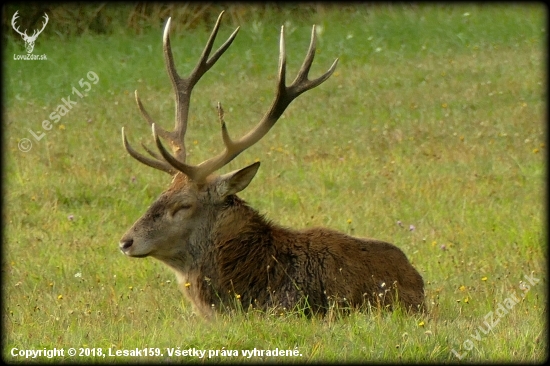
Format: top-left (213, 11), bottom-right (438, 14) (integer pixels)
top-left (12, 11), bottom-right (49, 54)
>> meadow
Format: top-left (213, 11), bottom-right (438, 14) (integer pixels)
top-left (3, 3), bottom-right (546, 363)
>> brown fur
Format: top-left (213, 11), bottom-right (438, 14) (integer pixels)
top-left (120, 171), bottom-right (425, 317)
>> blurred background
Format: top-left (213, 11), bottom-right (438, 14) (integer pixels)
top-left (2, 3), bottom-right (357, 36)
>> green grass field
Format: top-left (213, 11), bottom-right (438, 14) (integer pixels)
top-left (3, 4), bottom-right (546, 363)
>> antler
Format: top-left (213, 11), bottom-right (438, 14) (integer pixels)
top-left (11, 11), bottom-right (27, 38)
top-left (11, 11), bottom-right (48, 40)
top-left (154, 23), bottom-right (338, 182)
top-left (29, 13), bottom-right (49, 40)
top-left (123, 12), bottom-right (338, 182)
top-left (122, 11), bottom-right (240, 174)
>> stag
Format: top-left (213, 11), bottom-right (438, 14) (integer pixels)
top-left (119, 12), bottom-right (425, 317)
top-left (11, 11), bottom-right (49, 54)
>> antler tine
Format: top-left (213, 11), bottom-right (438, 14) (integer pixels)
top-left (121, 90), bottom-right (173, 174)
top-left (134, 90), bottom-right (171, 140)
top-left (162, 11), bottom-right (240, 162)
top-left (141, 141), bottom-right (163, 161)
top-left (217, 102), bottom-right (233, 148)
top-left (122, 127), bottom-right (176, 174)
top-left (290, 25), bottom-right (339, 95)
top-left (30, 13), bottom-right (48, 38)
top-left (134, 90), bottom-right (170, 140)
top-left (158, 24), bottom-right (338, 182)
top-left (11, 11), bottom-right (27, 37)
top-left (152, 124), bottom-right (200, 179)
top-left (123, 12), bottom-right (239, 175)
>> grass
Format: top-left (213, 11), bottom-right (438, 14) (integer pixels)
top-left (3, 3), bottom-right (546, 363)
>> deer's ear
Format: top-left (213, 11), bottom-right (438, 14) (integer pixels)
top-left (217, 162), bottom-right (260, 197)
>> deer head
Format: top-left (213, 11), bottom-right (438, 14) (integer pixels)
top-left (119, 12), bottom-right (337, 261)
top-left (12, 11), bottom-right (49, 54)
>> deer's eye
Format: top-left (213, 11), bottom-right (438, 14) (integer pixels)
top-left (171, 204), bottom-right (192, 216)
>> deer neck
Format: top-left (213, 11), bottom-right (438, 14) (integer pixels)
top-left (159, 195), bottom-right (269, 279)
top-left (212, 195), bottom-right (271, 246)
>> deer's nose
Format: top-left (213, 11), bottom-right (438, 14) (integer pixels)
top-left (120, 238), bottom-right (134, 251)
